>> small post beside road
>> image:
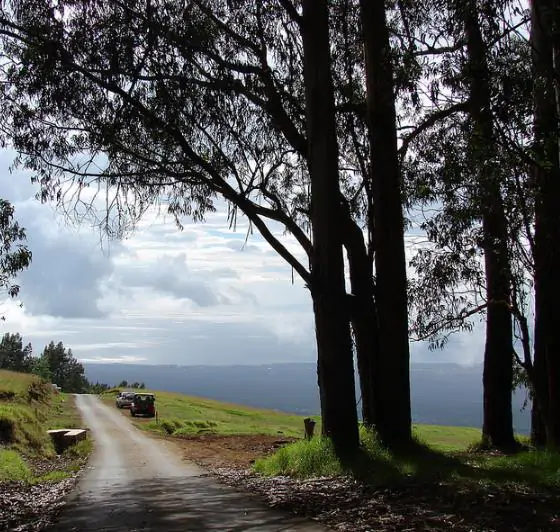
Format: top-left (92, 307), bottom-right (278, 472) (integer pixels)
top-left (304, 417), bottom-right (316, 440)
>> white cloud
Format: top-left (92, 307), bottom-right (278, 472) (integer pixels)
top-left (0, 148), bottom-right (485, 368)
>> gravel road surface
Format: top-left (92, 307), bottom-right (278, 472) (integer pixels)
top-left (48, 394), bottom-right (325, 532)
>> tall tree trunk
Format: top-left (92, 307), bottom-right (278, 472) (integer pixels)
top-left (462, 0), bottom-right (516, 449)
top-left (343, 213), bottom-right (379, 426)
top-left (532, 299), bottom-right (549, 447)
top-left (531, 401), bottom-right (547, 447)
top-left (301, 0), bottom-right (359, 453)
top-left (531, 0), bottom-right (560, 449)
top-left (530, 314), bottom-right (548, 447)
top-left (359, 0), bottom-right (412, 446)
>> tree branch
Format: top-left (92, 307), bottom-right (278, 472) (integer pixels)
top-left (399, 101), bottom-right (469, 160)
top-left (278, 0), bottom-right (303, 28)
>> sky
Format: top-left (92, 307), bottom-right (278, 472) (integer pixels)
top-left (0, 148), bottom-right (485, 367)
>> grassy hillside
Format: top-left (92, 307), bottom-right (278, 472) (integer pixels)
top-left (105, 389), bottom-right (319, 438)
top-left (0, 369), bottom-right (89, 482)
top-left (104, 388), bottom-right (481, 450)
top-left (0, 369), bottom-right (38, 396)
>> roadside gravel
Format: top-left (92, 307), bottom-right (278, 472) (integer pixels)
top-left (208, 466), bottom-right (560, 531)
top-left (0, 456), bottom-right (87, 532)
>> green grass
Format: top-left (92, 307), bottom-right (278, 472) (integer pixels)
top-left (0, 449), bottom-right (32, 482)
top-left (104, 389), bottom-right (319, 437)
top-left (480, 449), bottom-right (560, 487)
top-left (255, 436), bottom-right (347, 478)
top-left (0, 370), bottom-right (90, 483)
top-left (413, 423), bottom-right (481, 451)
top-left (255, 427), bottom-right (560, 490)
top-left (0, 403), bottom-right (54, 455)
top-left (102, 389), bottom-right (487, 450)
top-left (62, 438), bottom-right (93, 459)
top-left (0, 369), bottom-right (41, 398)
top-left (46, 393), bottom-right (83, 430)
top-left (0, 371), bottom-right (55, 456)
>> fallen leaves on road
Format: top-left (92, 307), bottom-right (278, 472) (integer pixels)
top-left (209, 467), bottom-right (560, 531)
top-left (0, 456), bottom-right (86, 532)
top-left (165, 434), bottom-right (559, 532)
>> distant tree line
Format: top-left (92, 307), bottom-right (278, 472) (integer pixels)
top-left (117, 380), bottom-right (146, 389)
top-left (0, 332), bottom-right (89, 393)
top-left (0, 332), bottom-right (148, 394)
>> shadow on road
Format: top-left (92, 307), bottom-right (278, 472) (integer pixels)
top-left (49, 475), bottom-right (318, 531)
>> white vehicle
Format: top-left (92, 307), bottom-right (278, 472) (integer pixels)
top-left (115, 391), bottom-right (135, 408)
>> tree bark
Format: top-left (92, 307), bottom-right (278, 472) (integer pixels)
top-left (301, 0), bottom-right (359, 453)
top-left (343, 212), bottom-right (379, 427)
top-left (531, 400), bottom-right (547, 447)
top-left (359, 0), bottom-right (412, 446)
top-left (532, 299), bottom-right (549, 447)
top-left (462, 0), bottom-right (516, 449)
top-left (531, 0), bottom-right (560, 449)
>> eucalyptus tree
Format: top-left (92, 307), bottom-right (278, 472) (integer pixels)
top-left (0, 199), bottom-right (31, 313)
top-left (401, 0), bottom-right (535, 449)
top-left (460, 0), bottom-right (517, 449)
top-left (1, 0), bottom-right (443, 446)
top-left (408, 0), bottom-right (560, 449)
top-left (0, 332), bottom-right (32, 371)
top-left (529, 0), bottom-right (560, 448)
top-left (0, 0), bottom-right (366, 448)
top-left (359, 0), bottom-right (413, 444)
top-left (301, 0), bottom-right (359, 450)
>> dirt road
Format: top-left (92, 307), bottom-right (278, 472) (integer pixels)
top-left (49, 395), bottom-right (325, 531)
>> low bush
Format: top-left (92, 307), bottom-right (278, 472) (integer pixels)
top-left (156, 417), bottom-right (219, 436)
top-left (159, 418), bottom-right (177, 435)
top-left (254, 436), bottom-right (345, 478)
top-left (63, 439), bottom-right (93, 459)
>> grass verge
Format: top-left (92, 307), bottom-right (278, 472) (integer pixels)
top-left (0, 449), bottom-right (32, 482)
top-left (45, 393), bottom-right (84, 430)
top-left (255, 428), bottom-right (560, 490)
top-left (0, 369), bottom-right (91, 483)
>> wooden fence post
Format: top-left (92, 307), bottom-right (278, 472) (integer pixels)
top-left (304, 418), bottom-right (316, 440)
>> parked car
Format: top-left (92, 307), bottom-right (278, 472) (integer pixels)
top-left (130, 393), bottom-right (156, 418)
top-left (116, 392), bottom-right (136, 409)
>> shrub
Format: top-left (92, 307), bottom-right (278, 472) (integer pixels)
top-left (157, 418), bottom-right (218, 436)
top-left (159, 418), bottom-right (178, 435)
top-left (26, 381), bottom-right (52, 406)
top-left (254, 437), bottom-right (344, 478)
top-left (63, 438), bottom-right (93, 459)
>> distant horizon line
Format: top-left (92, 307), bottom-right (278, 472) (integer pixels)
top-left (81, 360), bottom-right (483, 369)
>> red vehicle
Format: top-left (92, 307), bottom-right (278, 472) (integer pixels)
top-left (130, 393), bottom-right (156, 418)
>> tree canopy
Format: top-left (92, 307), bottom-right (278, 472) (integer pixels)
top-left (0, 199), bottom-right (31, 314)
top-left (0, 0), bottom-right (559, 450)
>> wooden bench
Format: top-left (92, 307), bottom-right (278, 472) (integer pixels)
top-left (47, 428), bottom-right (88, 453)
